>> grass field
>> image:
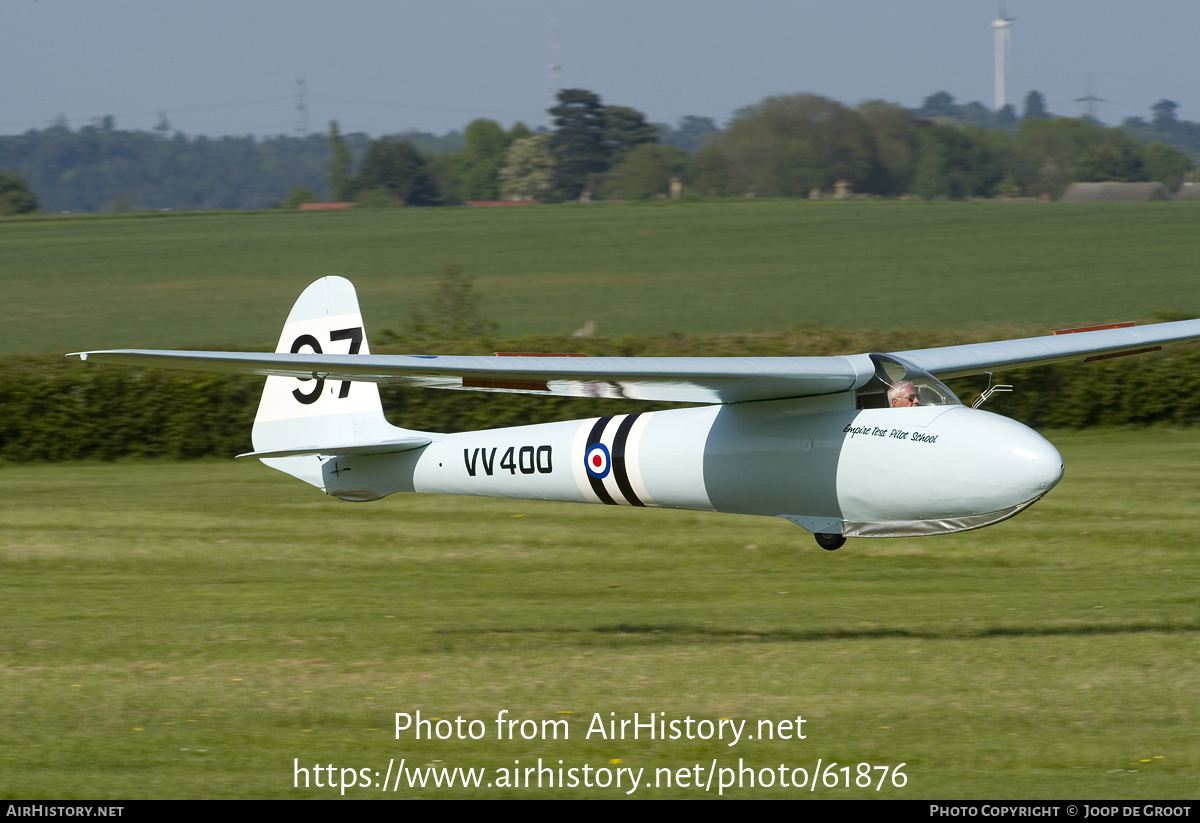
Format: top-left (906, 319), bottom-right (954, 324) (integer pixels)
top-left (3, 200), bottom-right (1200, 354)
top-left (1, 428), bottom-right (1197, 799)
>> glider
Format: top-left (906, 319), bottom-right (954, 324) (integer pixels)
top-left (72, 277), bottom-right (1200, 549)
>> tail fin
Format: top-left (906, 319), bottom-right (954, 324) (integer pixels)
top-left (251, 276), bottom-right (429, 496)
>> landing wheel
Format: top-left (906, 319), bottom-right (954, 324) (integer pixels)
top-left (814, 533), bottom-right (846, 551)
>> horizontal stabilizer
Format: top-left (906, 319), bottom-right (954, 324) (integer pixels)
top-left (236, 437), bottom-right (432, 460)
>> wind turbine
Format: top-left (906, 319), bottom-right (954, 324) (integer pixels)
top-left (992, 3), bottom-right (1015, 111)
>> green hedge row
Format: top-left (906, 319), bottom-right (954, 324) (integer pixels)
top-left (2, 333), bottom-right (1198, 462)
top-left (973, 351), bottom-right (1200, 429)
top-left (0, 366), bottom-right (260, 461)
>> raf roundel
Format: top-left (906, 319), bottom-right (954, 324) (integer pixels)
top-left (585, 443), bottom-right (611, 479)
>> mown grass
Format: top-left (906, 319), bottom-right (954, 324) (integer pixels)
top-left (0, 428), bottom-right (1197, 798)
top-left (2, 200), bottom-right (1200, 354)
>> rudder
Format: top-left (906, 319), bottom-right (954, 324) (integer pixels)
top-left (252, 277), bottom-right (426, 495)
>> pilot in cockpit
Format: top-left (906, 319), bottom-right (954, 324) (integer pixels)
top-left (887, 380), bottom-right (920, 407)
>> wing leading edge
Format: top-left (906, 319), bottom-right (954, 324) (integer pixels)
top-left (893, 319), bottom-right (1200, 379)
top-left (71, 318), bottom-right (1200, 405)
top-left (71, 349), bottom-right (867, 404)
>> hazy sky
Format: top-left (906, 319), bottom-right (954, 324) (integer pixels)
top-left (3, 0), bottom-right (1198, 138)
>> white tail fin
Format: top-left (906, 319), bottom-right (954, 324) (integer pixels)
top-left (252, 276), bottom-right (428, 495)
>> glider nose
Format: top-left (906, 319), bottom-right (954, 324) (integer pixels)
top-left (835, 407), bottom-right (1066, 528)
top-left (1029, 437), bottom-right (1065, 494)
top-left (979, 413), bottom-right (1064, 502)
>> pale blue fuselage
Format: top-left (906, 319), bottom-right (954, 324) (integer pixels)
top-left (271, 391), bottom-right (1064, 539)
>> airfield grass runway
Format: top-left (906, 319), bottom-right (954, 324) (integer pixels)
top-left (0, 427), bottom-right (1197, 798)
top-left (3, 200), bottom-right (1200, 353)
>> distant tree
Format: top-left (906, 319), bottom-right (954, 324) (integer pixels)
top-left (914, 92), bottom-right (1016, 132)
top-left (549, 89), bottom-right (611, 200)
top-left (652, 117), bottom-right (715, 155)
top-left (601, 144), bottom-right (689, 200)
top-left (406, 265), bottom-right (497, 339)
top-left (457, 119), bottom-right (517, 200)
top-left (994, 104), bottom-right (1017, 127)
top-left (1120, 103), bottom-right (1200, 169)
top-left (393, 129), bottom-right (466, 154)
top-left (328, 121), bottom-right (354, 201)
top-left (354, 138), bottom-right (438, 206)
top-left (498, 134), bottom-right (557, 201)
top-left (425, 153), bottom-right (461, 205)
top-left (1023, 91), bottom-right (1049, 120)
top-left (912, 125), bottom-right (1004, 199)
top-left (657, 116), bottom-right (720, 153)
top-left (857, 101), bottom-right (921, 194)
top-left (1010, 118), bottom-right (1147, 197)
top-left (688, 144), bottom-right (734, 196)
top-left (917, 92), bottom-right (957, 118)
top-left (727, 104), bottom-right (761, 124)
top-left (279, 186), bottom-right (320, 209)
top-left (0, 171), bottom-right (38, 215)
top-left (1073, 144), bottom-right (1145, 182)
top-left (698, 94), bottom-right (882, 197)
top-left (0, 121), bottom-right (361, 212)
top-left (1143, 142), bottom-right (1192, 191)
top-left (1152, 100), bottom-right (1179, 131)
top-left (602, 105), bottom-right (657, 160)
top-left (957, 101), bottom-right (1004, 129)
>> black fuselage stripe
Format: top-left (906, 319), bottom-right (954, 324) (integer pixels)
top-left (611, 413), bottom-right (644, 507)
top-left (586, 417), bottom-right (617, 505)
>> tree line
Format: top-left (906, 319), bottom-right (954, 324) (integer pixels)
top-left (1, 89), bottom-right (1197, 214)
top-left (305, 89), bottom-right (688, 206)
top-left (0, 117), bottom-right (353, 213)
top-left (323, 90), bottom-right (1194, 205)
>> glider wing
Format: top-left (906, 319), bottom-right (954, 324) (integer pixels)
top-left (71, 319), bottom-right (1200, 404)
top-left (70, 349), bottom-right (865, 404)
top-left (891, 319), bottom-right (1200, 379)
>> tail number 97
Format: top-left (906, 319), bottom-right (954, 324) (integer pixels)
top-left (290, 327), bottom-right (363, 404)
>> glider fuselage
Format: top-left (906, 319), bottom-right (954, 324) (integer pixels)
top-left (84, 275), bottom-right (1193, 543)
top-left (269, 391), bottom-right (1063, 538)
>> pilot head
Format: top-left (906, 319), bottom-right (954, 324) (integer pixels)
top-left (888, 380), bottom-right (920, 408)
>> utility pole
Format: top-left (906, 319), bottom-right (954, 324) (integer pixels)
top-left (294, 77), bottom-right (309, 137)
top-left (547, 0), bottom-right (561, 115)
top-left (1074, 74), bottom-right (1105, 121)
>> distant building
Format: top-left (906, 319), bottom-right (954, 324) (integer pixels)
top-left (298, 202), bottom-right (353, 210)
top-left (1060, 182), bottom-right (1171, 201)
top-left (1173, 182), bottom-right (1200, 201)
